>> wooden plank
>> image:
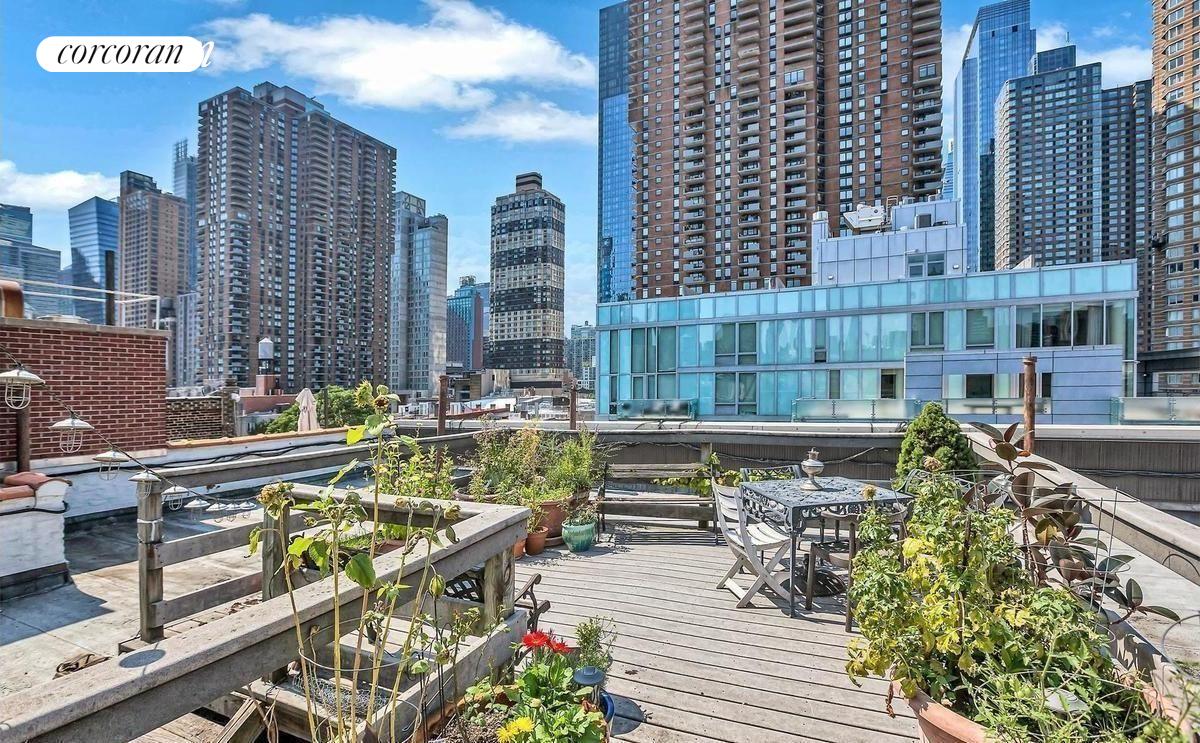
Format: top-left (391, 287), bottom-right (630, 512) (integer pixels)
top-left (598, 502), bottom-right (713, 520)
top-left (215, 699), bottom-right (265, 743)
top-left (150, 573), bottom-right (264, 628)
top-left (152, 511), bottom-right (310, 569)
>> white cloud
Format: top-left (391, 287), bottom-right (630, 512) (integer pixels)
top-left (444, 96), bottom-right (596, 145)
top-left (1091, 25), bottom-right (1118, 39)
top-left (1038, 22), bottom-right (1150, 88)
top-left (0, 160), bottom-right (118, 212)
top-left (204, 1), bottom-right (595, 111)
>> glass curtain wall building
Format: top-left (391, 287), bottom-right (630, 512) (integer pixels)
top-left (596, 261), bottom-right (1137, 425)
top-left (597, 1), bottom-right (633, 304)
top-left (954, 0), bottom-right (1035, 272)
top-left (67, 196), bottom-right (119, 323)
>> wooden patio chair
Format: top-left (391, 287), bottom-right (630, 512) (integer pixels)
top-left (713, 480), bottom-right (793, 608)
top-left (806, 504), bottom-right (910, 631)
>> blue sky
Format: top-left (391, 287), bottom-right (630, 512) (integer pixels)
top-left (0, 1), bottom-right (1152, 329)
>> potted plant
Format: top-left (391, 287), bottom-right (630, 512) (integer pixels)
top-left (893, 402), bottom-right (975, 488)
top-left (464, 628), bottom-right (610, 742)
top-left (848, 440), bottom-right (1185, 742)
top-left (562, 503), bottom-right (598, 553)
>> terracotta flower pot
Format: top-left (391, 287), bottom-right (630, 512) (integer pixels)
top-left (538, 490), bottom-right (591, 540)
top-left (512, 537), bottom-right (527, 559)
top-left (894, 682), bottom-right (988, 743)
top-left (525, 528), bottom-right (549, 555)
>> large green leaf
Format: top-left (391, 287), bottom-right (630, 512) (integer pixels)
top-left (346, 552), bottom-right (376, 590)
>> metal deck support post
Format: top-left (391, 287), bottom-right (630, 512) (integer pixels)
top-left (1022, 356), bottom-right (1037, 453)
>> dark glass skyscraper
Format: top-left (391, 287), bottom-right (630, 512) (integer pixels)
top-left (67, 196), bottom-right (119, 323)
top-left (953, 0), bottom-right (1036, 272)
top-left (597, 1), bottom-right (633, 305)
top-left (0, 204), bottom-right (33, 244)
top-left (173, 139), bottom-right (198, 291)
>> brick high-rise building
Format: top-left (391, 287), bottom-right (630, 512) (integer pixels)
top-left (118, 171), bottom-right (187, 329)
top-left (621, 0), bottom-right (942, 299)
top-left (1149, 0), bottom-right (1200, 394)
top-left (196, 83), bottom-right (396, 390)
top-left (488, 173), bottom-right (566, 389)
top-left (993, 47), bottom-right (1151, 270)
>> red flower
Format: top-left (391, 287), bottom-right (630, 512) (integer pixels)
top-left (522, 631), bottom-right (551, 650)
top-left (548, 639), bottom-right (572, 654)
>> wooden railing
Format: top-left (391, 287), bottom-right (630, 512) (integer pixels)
top-left (128, 431), bottom-right (477, 644)
top-left (0, 492), bottom-right (526, 742)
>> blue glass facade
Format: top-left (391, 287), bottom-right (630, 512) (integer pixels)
top-left (954, 0), bottom-right (1035, 272)
top-left (67, 196), bottom-right (119, 323)
top-left (597, 1), bottom-right (633, 304)
top-left (596, 262), bottom-right (1138, 425)
top-left (0, 204), bottom-right (33, 244)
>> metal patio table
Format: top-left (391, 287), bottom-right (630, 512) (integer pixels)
top-left (740, 476), bottom-right (911, 617)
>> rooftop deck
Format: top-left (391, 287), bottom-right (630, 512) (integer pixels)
top-left (518, 522), bottom-right (918, 743)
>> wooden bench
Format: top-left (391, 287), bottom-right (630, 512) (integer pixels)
top-left (596, 462), bottom-right (715, 532)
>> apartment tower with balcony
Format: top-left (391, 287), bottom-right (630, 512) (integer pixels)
top-left (623, 0), bottom-right (942, 299)
top-left (196, 82), bottom-right (396, 390)
top-left (488, 173), bottom-right (566, 390)
top-left (1149, 0), bottom-right (1200, 393)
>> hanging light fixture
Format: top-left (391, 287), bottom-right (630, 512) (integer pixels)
top-left (92, 448), bottom-right (129, 480)
top-left (0, 367), bottom-right (44, 410)
top-left (50, 415), bottom-right (93, 454)
top-left (161, 485), bottom-right (190, 505)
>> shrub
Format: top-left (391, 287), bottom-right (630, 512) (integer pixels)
top-left (266, 385), bottom-right (374, 434)
top-left (893, 402), bottom-right (974, 487)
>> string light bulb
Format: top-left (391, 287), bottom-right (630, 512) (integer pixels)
top-left (50, 415), bottom-right (93, 454)
top-left (0, 367), bottom-right (44, 410)
top-left (92, 448), bottom-right (129, 480)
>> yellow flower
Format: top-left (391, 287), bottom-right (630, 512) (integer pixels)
top-left (497, 716), bottom-right (535, 743)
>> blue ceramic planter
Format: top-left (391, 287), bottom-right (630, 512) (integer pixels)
top-left (562, 522), bottom-right (596, 552)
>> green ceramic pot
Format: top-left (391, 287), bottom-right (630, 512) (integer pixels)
top-left (562, 522), bottom-right (596, 553)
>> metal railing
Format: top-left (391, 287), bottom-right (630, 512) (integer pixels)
top-left (1110, 396), bottom-right (1200, 425)
top-left (614, 398), bottom-right (698, 420)
top-left (790, 398), bottom-right (921, 422)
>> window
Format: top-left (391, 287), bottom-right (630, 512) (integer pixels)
top-left (965, 374), bottom-right (994, 399)
top-left (1016, 305), bottom-right (1041, 348)
top-left (1072, 303), bottom-right (1103, 346)
top-left (881, 368), bottom-right (903, 399)
top-left (1041, 303), bottom-right (1072, 347)
top-left (738, 322), bottom-right (757, 364)
top-left (910, 311), bottom-right (944, 349)
top-left (715, 323), bottom-right (736, 365)
top-left (965, 308), bottom-right (994, 348)
top-left (918, 63), bottom-right (937, 79)
top-left (907, 252), bottom-right (945, 277)
top-left (814, 318), bottom-right (828, 362)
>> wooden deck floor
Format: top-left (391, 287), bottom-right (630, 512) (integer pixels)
top-left (516, 523), bottom-right (918, 743)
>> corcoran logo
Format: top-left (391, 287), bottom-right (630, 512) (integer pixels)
top-left (36, 36), bottom-right (214, 72)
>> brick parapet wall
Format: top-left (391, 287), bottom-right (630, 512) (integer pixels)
top-left (165, 396), bottom-right (234, 441)
top-left (0, 318), bottom-right (168, 464)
